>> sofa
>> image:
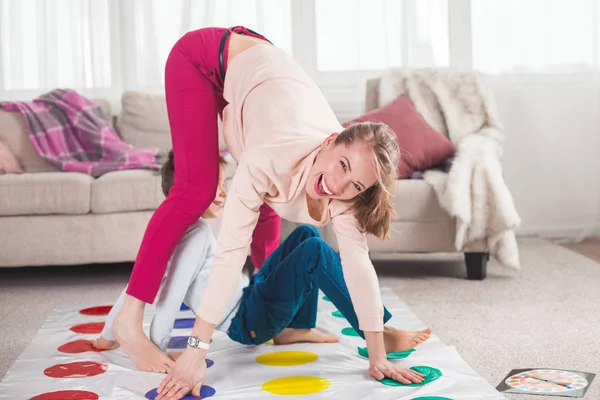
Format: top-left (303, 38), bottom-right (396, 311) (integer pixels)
top-left (0, 94), bottom-right (166, 267)
top-left (0, 86), bottom-right (489, 280)
top-left (0, 91), bottom-right (298, 269)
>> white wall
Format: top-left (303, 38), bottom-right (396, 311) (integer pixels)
top-left (319, 75), bottom-right (600, 238)
top-left (494, 80), bottom-right (600, 237)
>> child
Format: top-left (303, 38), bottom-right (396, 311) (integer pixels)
top-left (92, 153), bottom-right (239, 361)
top-left (95, 152), bottom-right (432, 381)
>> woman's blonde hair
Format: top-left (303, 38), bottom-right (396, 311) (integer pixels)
top-left (335, 122), bottom-right (400, 240)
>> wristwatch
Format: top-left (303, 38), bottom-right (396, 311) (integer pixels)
top-left (187, 336), bottom-right (210, 351)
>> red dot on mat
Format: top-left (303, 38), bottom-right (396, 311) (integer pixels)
top-left (30, 390), bottom-right (99, 400)
top-left (70, 322), bottom-right (105, 334)
top-left (58, 340), bottom-right (108, 354)
top-left (44, 361), bottom-right (108, 378)
top-left (79, 306), bottom-right (112, 316)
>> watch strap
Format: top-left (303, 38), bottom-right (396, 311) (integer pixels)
top-left (187, 336), bottom-right (210, 351)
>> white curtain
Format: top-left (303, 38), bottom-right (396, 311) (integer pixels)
top-left (314, 0), bottom-right (449, 71)
top-left (4, 0), bottom-right (600, 87)
top-left (0, 0), bottom-right (292, 100)
top-left (471, 0), bottom-right (600, 74)
top-left (0, 0), bottom-right (599, 240)
top-left (0, 0), bottom-right (112, 92)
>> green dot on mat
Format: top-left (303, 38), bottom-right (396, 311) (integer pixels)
top-left (331, 310), bottom-right (344, 318)
top-left (357, 346), bottom-right (415, 360)
top-left (322, 296), bottom-right (331, 302)
top-left (341, 327), bottom-right (361, 337)
top-left (379, 366), bottom-right (442, 387)
top-left (411, 397), bottom-right (453, 400)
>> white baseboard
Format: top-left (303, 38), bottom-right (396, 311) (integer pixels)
top-left (516, 225), bottom-right (600, 238)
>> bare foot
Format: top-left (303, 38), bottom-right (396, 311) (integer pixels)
top-left (112, 296), bottom-right (174, 373)
top-left (383, 327), bottom-right (432, 352)
top-left (92, 336), bottom-right (119, 351)
top-left (273, 328), bottom-right (339, 345)
top-left (167, 352), bottom-right (183, 361)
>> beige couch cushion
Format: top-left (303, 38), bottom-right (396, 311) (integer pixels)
top-left (394, 180), bottom-right (449, 221)
top-left (91, 170), bottom-right (165, 213)
top-left (0, 172), bottom-right (92, 216)
top-left (0, 212), bottom-right (154, 267)
top-left (116, 91), bottom-right (172, 150)
top-left (0, 99), bottom-right (113, 173)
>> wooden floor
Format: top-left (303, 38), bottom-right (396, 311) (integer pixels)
top-left (557, 237), bottom-right (600, 263)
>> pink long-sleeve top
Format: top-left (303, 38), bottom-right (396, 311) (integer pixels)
top-left (196, 44), bottom-right (385, 332)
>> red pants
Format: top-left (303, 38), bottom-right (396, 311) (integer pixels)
top-left (127, 27), bottom-right (281, 304)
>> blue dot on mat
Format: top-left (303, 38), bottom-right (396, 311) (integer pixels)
top-left (173, 318), bottom-right (195, 329)
top-left (205, 358), bottom-right (214, 368)
top-left (145, 386), bottom-right (215, 399)
top-left (167, 336), bottom-right (188, 349)
top-left (180, 303), bottom-right (190, 311)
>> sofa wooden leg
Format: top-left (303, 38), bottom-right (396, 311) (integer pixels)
top-left (464, 252), bottom-right (488, 280)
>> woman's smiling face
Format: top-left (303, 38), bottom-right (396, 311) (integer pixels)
top-left (306, 133), bottom-right (378, 201)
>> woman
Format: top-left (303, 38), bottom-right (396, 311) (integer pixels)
top-left (114, 26), bottom-right (412, 398)
top-left (112, 27), bottom-right (282, 373)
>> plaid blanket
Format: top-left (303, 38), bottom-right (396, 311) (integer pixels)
top-left (0, 89), bottom-right (160, 177)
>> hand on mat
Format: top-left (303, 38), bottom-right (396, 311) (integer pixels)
top-left (156, 348), bottom-right (207, 400)
top-left (369, 359), bottom-right (425, 384)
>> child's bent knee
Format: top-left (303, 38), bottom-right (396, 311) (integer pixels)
top-left (300, 237), bottom-right (326, 253)
top-left (292, 225), bottom-right (321, 239)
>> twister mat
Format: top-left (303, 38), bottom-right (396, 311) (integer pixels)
top-left (0, 288), bottom-right (504, 399)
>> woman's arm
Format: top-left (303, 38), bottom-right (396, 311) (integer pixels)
top-left (330, 208), bottom-right (386, 359)
top-left (330, 209), bottom-right (424, 384)
top-left (156, 156), bottom-right (269, 400)
top-left (330, 210), bottom-right (385, 330)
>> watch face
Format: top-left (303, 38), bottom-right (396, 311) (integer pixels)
top-left (188, 336), bottom-right (198, 347)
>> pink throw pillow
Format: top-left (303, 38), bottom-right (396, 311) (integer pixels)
top-left (0, 140), bottom-right (23, 174)
top-left (343, 94), bottom-right (455, 179)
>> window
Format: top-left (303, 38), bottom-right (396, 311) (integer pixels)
top-left (471, 0), bottom-right (599, 74)
top-left (129, 0), bottom-right (293, 87)
top-left (314, 0), bottom-right (449, 71)
top-left (0, 0), bottom-right (292, 93)
top-left (3, 0), bottom-right (600, 98)
top-left (0, 0), bottom-right (112, 90)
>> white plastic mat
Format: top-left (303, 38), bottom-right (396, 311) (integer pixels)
top-left (0, 288), bottom-right (504, 399)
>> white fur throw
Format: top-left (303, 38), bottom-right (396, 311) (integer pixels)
top-left (379, 68), bottom-right (521, 269)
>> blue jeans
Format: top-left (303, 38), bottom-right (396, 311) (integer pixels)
top-left (228, 225), bottom-right (392, 345)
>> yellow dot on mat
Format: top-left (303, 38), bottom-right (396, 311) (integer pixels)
top-left (255, 351), bottom-right (318, 367)
top-left (265, 339), bottom-right (274, 345)
top-left (262, 376), bottom-right (331, 395)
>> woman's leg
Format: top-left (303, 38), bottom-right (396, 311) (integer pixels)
top-left (113, 28), bottom-right (226, 372)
